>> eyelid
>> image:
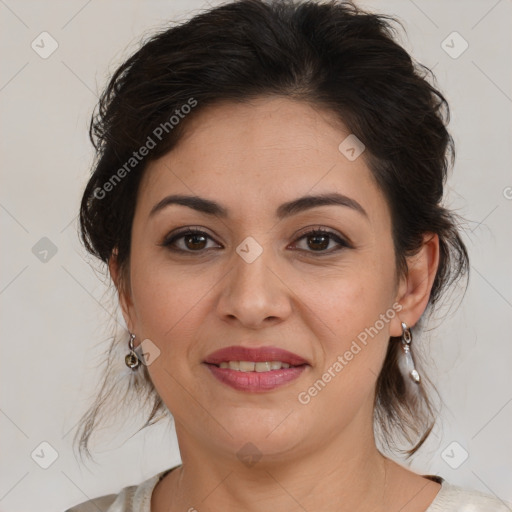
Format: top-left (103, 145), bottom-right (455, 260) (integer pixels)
top-left (290, 226), bottom-right (352, 252)
top-left (160, 226), bottom-right (221, 249)
top-left (293, 225), bottom-right (350, 242)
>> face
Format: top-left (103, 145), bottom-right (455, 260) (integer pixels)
top-left (118, 97), bottom-right (405, 464)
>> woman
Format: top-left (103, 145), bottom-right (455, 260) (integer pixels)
top-left (66, 0), bottom-right (510, 510)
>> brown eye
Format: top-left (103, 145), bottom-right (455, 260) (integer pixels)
top-left (183, 232), bottom-right (207, 250)
top-left (307, 232), bottom-right (330, 251)
top-left (161, 228), bottom-right (220, 252)
top-left (292, 228), bottom-right (350, 254)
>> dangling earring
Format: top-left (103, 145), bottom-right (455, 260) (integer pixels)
top-left (125, 332), bottom-right (140, 370)
top-left (399, 322), bottom-right (420, 383)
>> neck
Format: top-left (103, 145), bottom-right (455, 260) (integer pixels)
top-left (154, 421), bottom-right (393, 512)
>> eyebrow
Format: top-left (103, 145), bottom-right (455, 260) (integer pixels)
top-left (149, 192), bottom-right (368, 220)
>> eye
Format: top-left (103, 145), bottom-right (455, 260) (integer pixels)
top-left (160, 226), bottom-right (350, 255)
top-left (160, 227), bottom-right (221, 252)
top-left (290, 227), bottom-right (350, 254)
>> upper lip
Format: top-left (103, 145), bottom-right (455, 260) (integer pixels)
top-left (204, 345), bottom-right (309, 366)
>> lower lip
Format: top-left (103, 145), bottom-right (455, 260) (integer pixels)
top-left (204, 363), bottom-right (308, 392)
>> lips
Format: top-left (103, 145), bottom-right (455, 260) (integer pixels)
top-left (204, 345), bottom-right (309, 367)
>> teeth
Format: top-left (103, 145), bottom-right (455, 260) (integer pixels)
top-left (255, 362), bottom-right (270, 372)
top-left (239, 361), bottom-right (255, 372)
top-left (217, 361), bottom-right (292, 371)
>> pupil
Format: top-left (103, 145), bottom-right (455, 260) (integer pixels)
top-left (308, 234), bottom-right (328, 251)
top-left (186, 234), bottom-right (207, 250)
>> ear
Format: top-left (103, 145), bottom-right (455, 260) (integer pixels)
top-left (389, 233), bottom-right (440, 337)
top-left (108, 250), bottom-right (136, 334)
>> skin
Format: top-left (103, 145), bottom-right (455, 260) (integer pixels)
top-left (110, 97), bottom-right (441, 511)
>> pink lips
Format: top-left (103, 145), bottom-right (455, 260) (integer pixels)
top-left (204, 345), bottom-right (309, 366)
top-left (203, 345), bottom-right (309, 392)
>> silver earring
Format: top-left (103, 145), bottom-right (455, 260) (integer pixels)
top-left (399, 322), bottom-right (420, 383)
top-left (125, 332), bottom-right (140, 370)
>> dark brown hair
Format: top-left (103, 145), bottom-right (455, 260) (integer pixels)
top-left (75, 0), bottom-right (469, 462)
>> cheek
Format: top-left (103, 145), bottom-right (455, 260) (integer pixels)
top-left (302, 259), bottom-right (396, 343)
top-left (132, 270), bottom-right (190, 325)
top-left (129, 254), bottom-right (220, 352)
top-left (297, 259), bottom-right (396, 394)
top-left (128, 261), bottom-right (216, 405)
top-left (295, 281), bottom-right (395, 423)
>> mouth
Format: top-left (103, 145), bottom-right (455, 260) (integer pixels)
top-left (204, 345), bottom-right (309, 367)
top-left (204, 360), bottom-right (306, 372)
top-left (203, 345), bottom-right (310, 392)
top-left (203, 362), bottom-right (308, 392)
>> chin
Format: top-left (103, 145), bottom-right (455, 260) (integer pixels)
top-left (217, 414), bottom-right (308, 457)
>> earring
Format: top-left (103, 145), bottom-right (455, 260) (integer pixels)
top-left (399, 322), bottom-right (420, 383)
top-left (125, 332), bottom-right (140, 370)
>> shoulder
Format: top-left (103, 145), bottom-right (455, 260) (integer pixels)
top-left (63, 467), bottom-right (176, 512)
top-left (427, 479), bottom-right (512, 512)
top-left (64, 484), bottom-right (140, 512)
top-left (64, 492), bottom-right (119, 512)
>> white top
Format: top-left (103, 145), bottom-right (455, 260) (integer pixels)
top-left (64, 466), bottom-right (512, 512)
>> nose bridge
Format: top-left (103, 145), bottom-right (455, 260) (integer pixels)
top-left (217, 234), bottom-right (291, 326)
top-left (234, 237), bottom-right (270, 288)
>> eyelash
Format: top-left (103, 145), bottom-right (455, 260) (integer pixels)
top-left (160, 226), bottom-right (351, 255)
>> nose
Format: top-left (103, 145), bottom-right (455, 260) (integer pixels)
top-left (216, 240), bottom-right (293, 329)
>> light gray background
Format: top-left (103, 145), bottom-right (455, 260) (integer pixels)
top-left (1, 1), bottom-right (511, 510)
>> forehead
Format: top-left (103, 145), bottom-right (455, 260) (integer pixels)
top-left (137, 97), bottom-right (388, 223)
